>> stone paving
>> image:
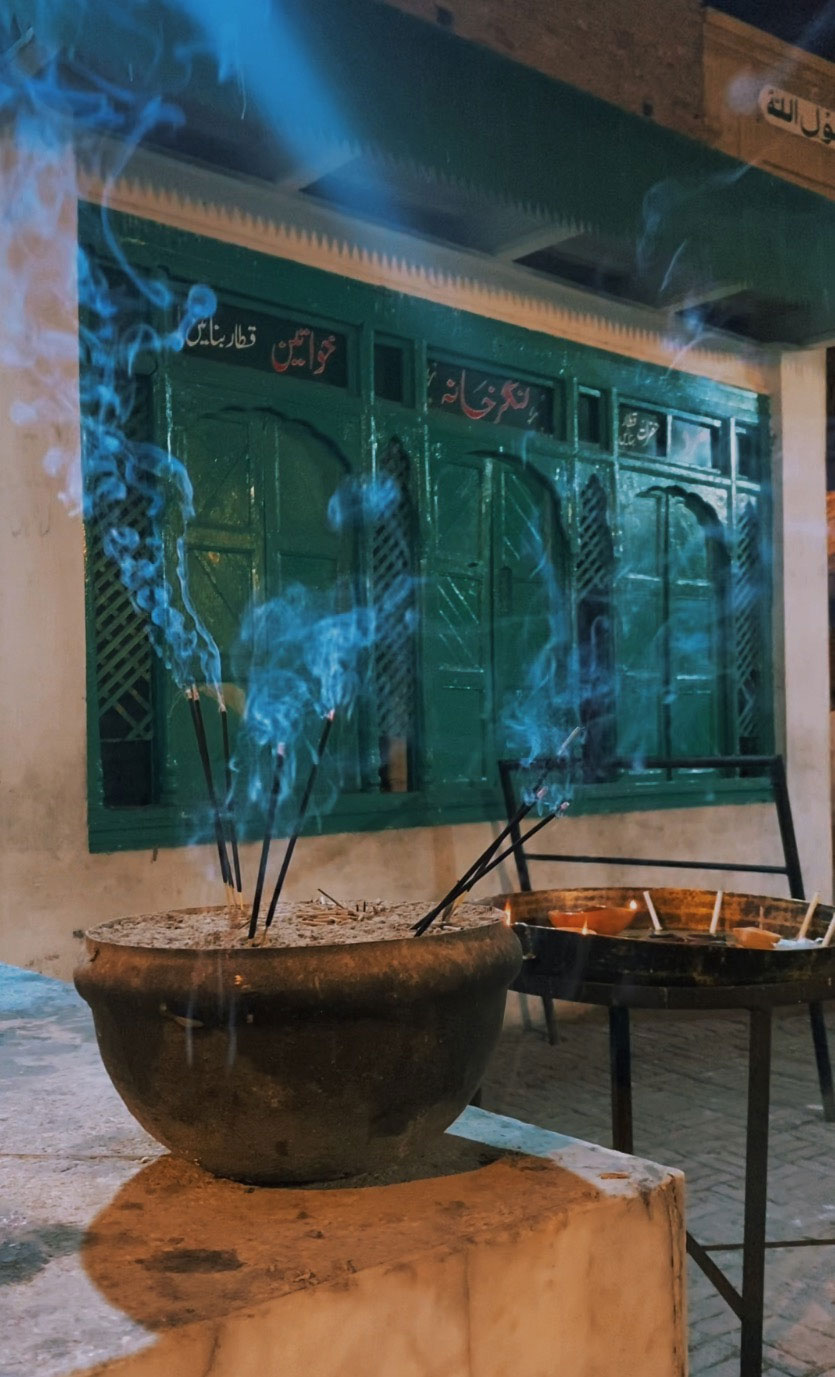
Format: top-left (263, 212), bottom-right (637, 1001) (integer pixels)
top-left (483, 1000), bottom-right (835, 1377)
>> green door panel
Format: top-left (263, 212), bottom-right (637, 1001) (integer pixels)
top-left (157, 387), bottom-right (265, 806)
top-left (615, 475), bottom-right (729, 765)
top-left (271, 414), bottom-right (355, 591)
top-left (616, 482), bottom-right (665, 761)
top-left (427, 445), bottom-right (490, 787)
top-left (492, 459), bottom-right (570, 757)
top-left (426, 436), bottom-right (568, 788)
top-left (161, 375), bottom-right (365, 809)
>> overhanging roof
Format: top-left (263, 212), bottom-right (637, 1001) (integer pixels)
top-left (6, 0), bottom-right (835, 343)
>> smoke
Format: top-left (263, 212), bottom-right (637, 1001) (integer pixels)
top-left (236, 473), bottom-right (415, 813)
top-left (0, 4), bottom-right (230, 686)
top-left (0, 0), bottom-right (428, 870)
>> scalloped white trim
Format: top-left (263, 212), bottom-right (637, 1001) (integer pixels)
top-left (79, 152), bottom-right (771, 395)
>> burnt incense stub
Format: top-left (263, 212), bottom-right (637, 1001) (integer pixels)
top-left (74, 902), bottom-right (521, 1184)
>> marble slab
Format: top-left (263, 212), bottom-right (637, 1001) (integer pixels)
top-left (0, 964), bottom-right (686, 1377)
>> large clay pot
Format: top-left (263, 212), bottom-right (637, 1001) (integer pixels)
top-left (74, 911), bottom-right (521, 1184)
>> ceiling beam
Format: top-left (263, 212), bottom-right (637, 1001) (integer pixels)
top-left (659, 281), bottom-right (747, 314)
top-left (486, 222), bottom-right (581, 262)
top-left (277, 147), bottom-right (356, 194)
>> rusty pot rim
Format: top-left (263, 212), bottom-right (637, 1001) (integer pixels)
top-left (81, 905), bottom-right (509, 958)
top-left (75, 909), bottom-right (523, 1010)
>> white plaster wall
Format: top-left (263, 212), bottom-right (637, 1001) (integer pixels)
top-left (769, 349), bottom-right (833, 900)
top-left (1, 149), bottom-right (830, 978)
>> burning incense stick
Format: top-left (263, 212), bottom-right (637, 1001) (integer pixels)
top-left (248, 743), bottom-right (285, 940)
top-left (464, 806), bottom-right (565, 888)
top-left (264, 711), bottom-right (336, 931)
top-left (643, 890), bottom-right (663, 934)
top-left (822, 910), bottom-right (835, 948)
top-left (412, 797), bottom-right (538, 937)
top-left (414, 727), bottom-right (583, 937)
top-left (219, 695), bottom-right (243, 909)
top-left (709, 889), bottom-right (723, 935)
top-left (187, 687), bottom-right (233, 903)
top-left (798, 892), bottom-right (820, 940)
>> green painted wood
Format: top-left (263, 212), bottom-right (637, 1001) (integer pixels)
top-left (79, 207), bottom-right (774, 852)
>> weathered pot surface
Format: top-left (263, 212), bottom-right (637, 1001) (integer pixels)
top-left (74, 903), bottom-right (521, 1184)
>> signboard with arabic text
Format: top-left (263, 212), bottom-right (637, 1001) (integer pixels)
top-left (183, 304), bottom-right (348, 387)
top-left (759, 85), bottom-right (835, 150)
top-left (427, 358), bottom-right (553, 433)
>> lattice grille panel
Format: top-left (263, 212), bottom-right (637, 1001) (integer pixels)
top-left (734, 501), bottom-right (763, 749)
top-left (576, 475), bottom-right (616, 777)
top-left (89, 379), bottom-right (154, 747)
top-left (576, 474), bottom-right (614, 600)
top-left (372, 440), bottom-right (417, 742)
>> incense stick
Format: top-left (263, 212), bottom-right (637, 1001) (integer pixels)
top-left (187, 687), bottom-right (233, 902)
top-left (248, 743), bottom-right (285, 940)
top-left (412, 796), bottom-right (537, 936)
top-left (413, 727), bottom-right (583, 938)
top-left (264, 712), bottom-right (335, 931)
top-left (709, 889), bottom-right (723, 935)
top-left (413, 721), bottom-right (586, 936)
top-left (798, 892), bottom-right (820, 940)
top-left (460, 807), bottom-right (563, 889)
top-left (821, 910), bottom-right (835, 948)
top-left (643, 890), bottom-right (663, 933)
top-left (219, 696), bottom-right (243, 908)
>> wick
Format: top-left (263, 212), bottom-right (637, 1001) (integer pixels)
top-left (798, 892), bottom-right (820, 940)
top-left (643, 890), bottom-right (663, 934)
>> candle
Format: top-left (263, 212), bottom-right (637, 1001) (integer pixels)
top-left (798, 893), bottom-right (820, 940)
top-left (643, 890), bottom-right (663, 934)
top-left (709, 890), bottom-right (723, 935)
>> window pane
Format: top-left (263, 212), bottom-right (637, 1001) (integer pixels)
top-left (374, 342), bottom-right (405, 403)
top-left (670, 417), bottom-right (718, 470)
top-left (578, 389), bottom-right (603, 447)
top-left (736, 425), bottom-right (759, 481)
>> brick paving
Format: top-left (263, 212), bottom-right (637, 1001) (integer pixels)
top-left (482, 1001), bottom-right (835, 1376)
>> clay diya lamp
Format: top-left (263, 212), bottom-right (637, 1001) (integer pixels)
top-left (547, 904), bottom-right (638, 937)
top-left (731, 926), bottom-right (781, 950)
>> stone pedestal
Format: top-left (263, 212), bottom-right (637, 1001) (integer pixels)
top-left (1, 964), bottom-right (687, 1376)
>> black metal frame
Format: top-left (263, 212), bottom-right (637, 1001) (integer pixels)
top-left (498, 752), bottom-right (833, 1118)
top-left (497, 752), bottom-right (834, 1377)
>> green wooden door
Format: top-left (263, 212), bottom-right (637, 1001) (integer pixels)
top-left (160, 372), bottom-right (362, 809)
top-left (491, 458), bottom-right (569, 759)
top-left (426, 436), bottom-right (568, 790)
top-left (616, 478), bottom-right (729, 763)
top-left (425, 439), bottom-right (492, 789)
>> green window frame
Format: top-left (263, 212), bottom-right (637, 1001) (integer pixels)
top-left (80, 205), bottom-right (773, 854)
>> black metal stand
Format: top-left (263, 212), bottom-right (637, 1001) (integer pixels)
top-left (604, 999), bottom-right (775, 1377)
top-left (497, 752), bottom-right (835, 1120)
top-left (809, 1001), bottom-right (835, 1121)
top-left (608, 1006), bottom-right (633, 1154)
top-left (740, 1009), bottom-right (772, 1377)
